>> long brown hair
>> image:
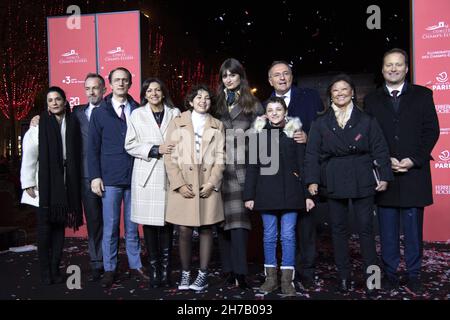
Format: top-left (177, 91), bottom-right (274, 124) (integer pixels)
top-left (216, 58), bottom-right (259, 117)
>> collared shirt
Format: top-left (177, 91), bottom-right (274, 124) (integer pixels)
top-left (111, 96), bottom-right (131, 120)
top-left (276, 88), bottom-right (292, 108)
top-left (386, 82), bottom-right (405, 97)
top-left (85, 103), bottom-right (99, 122)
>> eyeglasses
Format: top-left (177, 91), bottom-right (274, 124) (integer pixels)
top-left (270, 71), bottom-right (291, 79)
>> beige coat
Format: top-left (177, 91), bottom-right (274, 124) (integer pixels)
top-left (164, 111), bottom-right (225, 227)
top-left (125, 104), bottom-right (181, 226)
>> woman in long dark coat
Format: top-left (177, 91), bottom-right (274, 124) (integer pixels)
top-left (305, 74), bottom-right (393, 294)
top-left (214, 58), bottom-right (264, 289)
top-left (21, 86), bottom-right (83, 285)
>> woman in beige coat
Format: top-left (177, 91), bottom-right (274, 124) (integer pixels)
top-left (125, 78), bottom-right (180, 288)
top-left (164, 84), bottom-right (225, 291)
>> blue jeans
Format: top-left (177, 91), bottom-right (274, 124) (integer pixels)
top-left (102, 186), bottom-right (142, 272)
top-left (377, 206), bottom-right (424, 280)
top-left (261, 211), bottom-right (297, 267)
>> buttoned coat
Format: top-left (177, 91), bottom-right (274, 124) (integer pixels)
top-left (219, 102), bottom-right (264, 230)
top-left (125, 104), bottom-right (181, 226)
top-left (305, 107), bottom-right (393, 199)
top-left (164, 111), bottom-right (226, 227)
top-left (363, 83), bottom-right (440, 207)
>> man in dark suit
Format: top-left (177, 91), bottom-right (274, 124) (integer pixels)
top-left (73, 73), bottom-right (106, 281)
top-left (364, 48), bottom-right (439, 293)
top-left (268, 61), bottom-right (323, 289)
top-left (88, 67), bottom-right (147, 288)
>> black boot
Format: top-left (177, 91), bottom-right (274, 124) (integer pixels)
top-left (144, 225), bottom-right (161, 288)
top-left (40, 267), bottom-right (52, 285)
top-left (148, 256), bottom-right (160, 288)
top-left (51, 264), bottom-right (64, 284)
top-left (236, 274), bottom-right (251, 290)
top-left (160, 248), bottom-right (172, 287)
top-left (159, 224), bottom-right (173, 287)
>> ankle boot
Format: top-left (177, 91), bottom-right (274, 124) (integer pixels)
top-left (160, 248), bottom-right (172, 287)
top-left (280, 267), bottom-right (296, 296)
top-left (236, 274), bottom-right (251, 290)
top-left (260, 266), bottom-right (278, 293)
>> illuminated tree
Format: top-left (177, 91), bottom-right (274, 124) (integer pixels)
top-left (0, 0), bottom-right (64, 161)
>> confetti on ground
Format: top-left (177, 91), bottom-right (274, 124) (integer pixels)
top-left (0, 236), bottom-right (448, 300)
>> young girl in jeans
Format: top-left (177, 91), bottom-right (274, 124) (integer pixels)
top-left (243, 96), bottom-right (314, 296)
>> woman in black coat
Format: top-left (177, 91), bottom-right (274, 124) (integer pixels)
top-left (244, 96), bottom-right (314, 296)
top-left (305, 74), bottom-right (393, 293)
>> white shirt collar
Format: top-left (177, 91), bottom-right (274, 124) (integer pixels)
top-left (386, 82), bottom-right (405, 97)
top-left (85, 103), bottom-right (100, 121)
top-left (276, 88), bottom-right (291, 107)
top-left (111, 96), bottom-right (130, 118)
top-left (276, 88), bottom-right (291, 99)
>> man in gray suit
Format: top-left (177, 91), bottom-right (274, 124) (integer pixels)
top-left (73, 73), bottom-right (106, 281)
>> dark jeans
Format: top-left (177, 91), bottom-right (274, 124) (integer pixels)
top-left (81, 178), bottom-right (103, 270)
top-left (377, 206), bottom-right (424, 280)
top-left (328, 197), bottom-right (378, 280)
top-left (218, 228), bottom-right (249, 275)
top-left (37, 208), bottom-right (65, 278)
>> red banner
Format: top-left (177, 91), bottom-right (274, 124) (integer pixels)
top-left (47, 15), bottom-right (97, 107)
top-left (96, 11), bottom-right (141, 102)
top-left (48, 11), bottom-right (142, 237)
top-left (413, 0), bottom-right (450, 241)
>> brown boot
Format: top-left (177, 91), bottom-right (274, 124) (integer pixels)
top-left (260, 266), bottom-right (278, 293)
top-left (280, 267), bottom-right (296, 296)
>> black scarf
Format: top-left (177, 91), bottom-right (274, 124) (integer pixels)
top-left (38, 109), bottom-right (83, 230)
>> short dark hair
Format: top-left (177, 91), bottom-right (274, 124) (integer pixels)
top-left (264, 96), bottom-right (287, 111)
top-left (383, 48), bottom-right (409, 66)
top-left (47, 86), bottom-right (67, 102)
top-left (320, 73), bottom-right (358, 115)
top-left (85, 73), bottom-right (106, 87)
top-left (184, 84), bottom-right (214, 112)
top-left (108, 67), bottom-right (132, 85)
top-left (268, 60), bottom-right (293, 77)
top-left (140, 77), bottom-right (175, 108)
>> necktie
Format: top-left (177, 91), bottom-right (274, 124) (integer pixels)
top-left (119, 104), bottom-right (126, 121)
top-left (391, 90), bottom-right (400, 112)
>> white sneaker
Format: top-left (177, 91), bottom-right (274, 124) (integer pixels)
top-left (178, 270), bottom-right (191, 290)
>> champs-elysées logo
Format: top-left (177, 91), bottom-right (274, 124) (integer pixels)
top-left (435, 185), bottom-right (450, 195)
top-left (422, 21), bottom-right (450, 39)
top-left (105, 46), bottom-right (134, 62)
top-left (435, 150), bottom-right (450, 169)
top-left (58, 49), bottom-right (88, 64)
top-left (425, 71), bottom-right (450, 91)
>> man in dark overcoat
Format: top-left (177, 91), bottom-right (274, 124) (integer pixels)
top-left (363, 48), bottom-right (440, 293)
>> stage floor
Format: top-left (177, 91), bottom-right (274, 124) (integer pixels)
top-left (1, 234), bottom-right (448, 301)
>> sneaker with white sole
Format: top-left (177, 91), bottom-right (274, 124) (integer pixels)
top-left (189, 270), bottom-right (208, 291)
top-left (178, 270), bottom-right (191, 290)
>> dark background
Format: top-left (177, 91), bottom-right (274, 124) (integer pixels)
top-left (55, 0), bottom-right (411, 100)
